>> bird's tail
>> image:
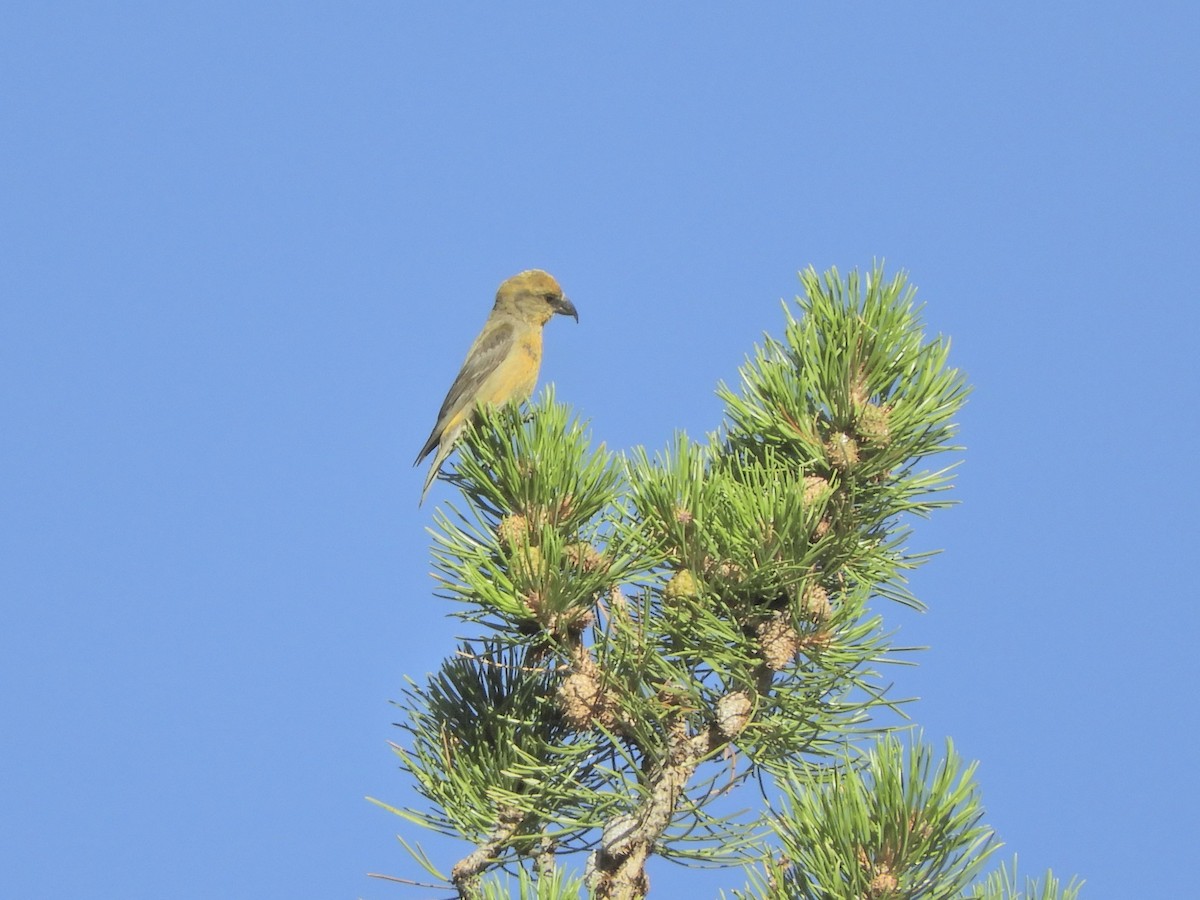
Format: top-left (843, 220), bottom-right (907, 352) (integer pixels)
top-left (418, 453), bottom-right (443, 506)
top-left (417, 424), bottom-right (464, 506)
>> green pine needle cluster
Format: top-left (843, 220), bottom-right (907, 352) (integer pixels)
top-left (730, 737), bottom-right (996, 899)
top-left (372, 265), bottom-right (1081, 899)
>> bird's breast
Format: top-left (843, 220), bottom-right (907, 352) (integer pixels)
top-left (512, 332), bottom-right (543, 397)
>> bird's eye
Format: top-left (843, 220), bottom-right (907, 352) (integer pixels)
top-left (543, 292), bottom-right (559, 303)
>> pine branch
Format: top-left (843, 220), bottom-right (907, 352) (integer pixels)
top-left (450, 806), bottom-right (526, 899)
top-left (587, 718), bottom-right (720, 899)
top-left (375, 264), bottom-right (1080, 897)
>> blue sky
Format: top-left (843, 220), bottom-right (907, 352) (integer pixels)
top-left (3, 3), bottom-right (1197, 897)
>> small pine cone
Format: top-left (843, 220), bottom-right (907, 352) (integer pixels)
top-left (497, 514), bottom-right (531, 549)
top-left (655, 683), bottom-right (691, 708)
top-left (867, 870), bottom-right (898, 898)
top-left (716, 690), bottom-right (753, 739)
top-left (558, 668), bottom-right (614, 731)
top-left (757, 613), bottom-right (802, 670)
top-left (663, 568), bottom-right (699, 602)
top-left (849, 367), bottom-right (871, 408)
top-left (674, 506), bottom-right (694, 526)
top-left (802, 474), bottom-right (829, 505)
top-left (714, 559), bottom-right (745, 584)
top-left (607, 585), bottom-right (629, 616)
top-left (908, 812), bottom-right (934, 840)
top-left (526, 505), bottom-right (549, 531)
top-left (553, 493), bottom-right (576, 524)
top-left (855, 402), bottom-right (893, 448)
top-left (511, 545), bottom-right (544, 583)
top-left (527, 495), bottom-right (576, 531)
top-left (825, 432), bottom-right (860, 470)
top-left (565, 541), bottom-right (604, 573)
top-left (544, 605), bottom-right (596, 638)
top-left (811, 517), bottom-right (832, 542)
top-left (800, 583), bottom-right (832, 622)
top-left (521, 589), bottom-right (547, 619)
top-left (799, 628), bottom-right (834, 651)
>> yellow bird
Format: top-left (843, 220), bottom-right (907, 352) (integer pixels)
top-left (415, 269), bottom-right (578, 504)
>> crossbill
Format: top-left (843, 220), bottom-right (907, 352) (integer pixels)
top-left (415, 269), bottom-right (578, 504)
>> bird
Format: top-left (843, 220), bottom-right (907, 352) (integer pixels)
top-left (415, 269), bottom-right (578, 504)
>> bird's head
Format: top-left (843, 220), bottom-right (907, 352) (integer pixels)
top-left (495, 269), bottom-right (578, 325)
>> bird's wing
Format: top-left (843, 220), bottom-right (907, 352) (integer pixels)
top-left (414, 319), bottom-right (516, 465)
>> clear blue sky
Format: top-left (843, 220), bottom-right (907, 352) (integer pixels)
top-left (3, 3), bottom-right (1197, 897)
